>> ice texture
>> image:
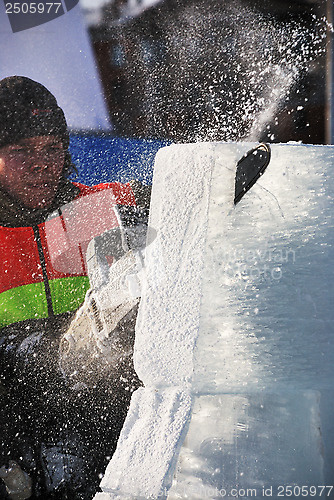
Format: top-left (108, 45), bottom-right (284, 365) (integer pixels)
top-left (99, 387), bottom-right (192, 499)
top-left (193, 143), bottom-right (334, 394)
top-left (135, 143), bottom-right (224, 387)
top-left (95, 143), bottom-right (334, 499)
top-left (168, 392), bottom-right (324, 499)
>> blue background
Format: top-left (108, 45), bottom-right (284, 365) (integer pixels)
top-left (69, 133), bottom-right (171, 186)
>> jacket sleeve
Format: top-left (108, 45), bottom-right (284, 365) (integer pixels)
top-left (72, 181), bottom-right (137, 207)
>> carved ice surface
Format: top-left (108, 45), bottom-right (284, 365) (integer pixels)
top-left (95, 143), bottom-right (334, 500)
top-left (193, 144), bottom-right (334, 395)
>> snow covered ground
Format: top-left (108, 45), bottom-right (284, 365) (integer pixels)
top-left (94, 142), bottom-right (334, 499)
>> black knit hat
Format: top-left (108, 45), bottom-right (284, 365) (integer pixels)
top-left (0, 76), bottom-right (69, 149)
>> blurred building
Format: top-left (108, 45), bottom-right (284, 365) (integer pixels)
top-left (82, 0), bottom-right (328, 144)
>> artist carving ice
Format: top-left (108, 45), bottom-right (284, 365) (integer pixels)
top-left (95, 142), bottom-right (334, 499)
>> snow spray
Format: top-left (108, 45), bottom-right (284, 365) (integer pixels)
top-left (128, 0), bottom-right (328, 143)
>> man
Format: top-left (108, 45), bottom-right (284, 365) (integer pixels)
top-left (0, 76), bottom-right (142, 499)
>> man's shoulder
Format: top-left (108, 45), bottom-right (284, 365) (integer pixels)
top-left (72, 181), bottom-right (136, 206)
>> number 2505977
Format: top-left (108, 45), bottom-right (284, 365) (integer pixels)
top-left (276, 486), bottom-right (333, 497)
top-left (5, 3), bottom-right (62, 14)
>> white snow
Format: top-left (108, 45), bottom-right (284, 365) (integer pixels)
top-left (125, 0), bottom-right (164, 18)
top-left (94, 142), bottom-right (334, 499)
top-left (135, 143), bottom-right (219, 388)
top-left (99, 387), bottom-right (192, 499)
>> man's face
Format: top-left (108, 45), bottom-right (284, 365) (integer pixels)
top-left (0, 136), bottom-right (65, 209)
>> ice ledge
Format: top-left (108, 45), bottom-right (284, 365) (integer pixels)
top-left (98, 387), bottom-right (192, 500)
top-left (93, 142), bottom-right (239, 500)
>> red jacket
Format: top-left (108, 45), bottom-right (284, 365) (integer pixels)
top-left (0, 181), bottom-right (135, 329)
